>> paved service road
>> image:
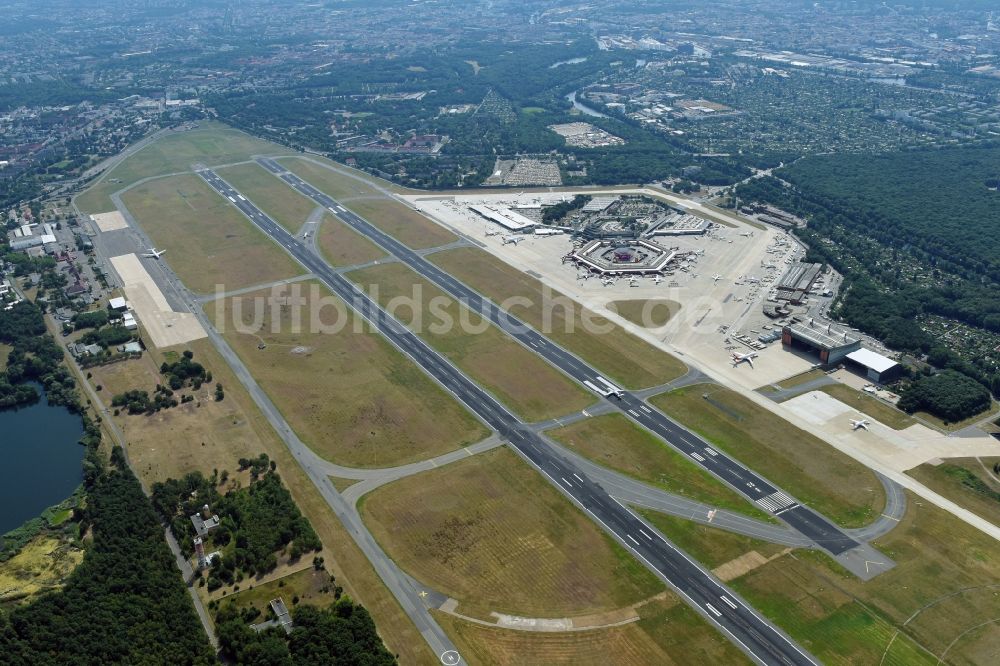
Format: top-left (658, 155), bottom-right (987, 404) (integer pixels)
top-left (199, 167), bottom-right (819, 666)
top-left (257, 157), bottom-right (872, 560)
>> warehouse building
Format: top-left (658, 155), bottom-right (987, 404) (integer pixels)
top-left (845, 348), bottom-right (903, 384)
top-left (775, 262), bottom-right (823, 304)
top-left (782, 321), bottom-right (861, 365)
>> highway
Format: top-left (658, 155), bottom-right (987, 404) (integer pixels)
top-left (257, 157), bottom-right (862, 557)
top-left (198, 167), bottom-right (819, 666)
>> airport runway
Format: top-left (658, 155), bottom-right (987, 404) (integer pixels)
top-left (257, 158), bottom-right (888, 568)
top-left (199, 166), bottom-right (820, 666)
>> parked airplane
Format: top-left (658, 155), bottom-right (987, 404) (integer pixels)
top-left (731, 351), bottom-right (758, 367)
top-left (601, 278), bottom-right (615, 286)
top-left (502, 235), bottom-right (524, 245)
top-left (485, 230), bottom-right (502, 237)
top-left (850, 419), bottom-right (871, 431)
top-left (652, 275), bottom-right (663, 285)
top-left (712, 273), bottom-right (723, 282)
top-left (142, 248), bottom-right (166, 259)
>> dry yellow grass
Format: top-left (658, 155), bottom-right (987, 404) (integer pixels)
top-left (435, 593), bottom-right (751, 666)
top-left (208, 280), bottom-right (489, 467)
top-left (317, 213), bottom-right (387, 267)
top-left (361, 447), bottom-right (663, 620)
top-left (0, 535), bottom-right (84, 604)
top-left (88, 342), bottom-right (261, 485)
top-left (121, 173), bottom-right (304, 294)
top-left (349, 262), bottom-right (594, 422)
top-left (431, 247), bottom-right (686, 389)
top-left (0, 342), bottom-right (12, 372)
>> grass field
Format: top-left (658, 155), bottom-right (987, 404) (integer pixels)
top-left (89, 341), bottom-right (270, 486)
top-left (608, 299), bottom-right (681, 328)
top-left (815, 383), bottom-right (917, 430)
top-left (774, 369), bottom-right (826, 390)
top-left (349, 263), bottom-right (594, 422)
top-left (0, 535), bottom-right (84, 605)
top-left (279, 157), bottom-right (456, 249)
top-left (361, 447), bottom-right (664, 620)
top-left (216, 567), bottom-right (338, 616)
top-left (650, 385), bottom-right (885, 527)
top-left (431, 248), bottom-right (686, 389)
top-left (906, 457), bottom-right (1000, 526)
top-left (208, 280), bottom-right (489, 468)
top-left (547, 414), bottom-right (772, 520)
top-left (215, 162), bottom-right (318, 233)
top-left (435, 594), bottom-right (751, 666)
top-left (732, 493), bottom-right (1000, 665)
top-left (121, 173), bottom-right (304, 294)
top-left (76, 122), bottom-right (294, 214)
top-left (638, 511), bottom-right (787, 570)
top-left (0, 342), bottom-right (11, 372)
top-left (317, 214), bottom-right (387, 267)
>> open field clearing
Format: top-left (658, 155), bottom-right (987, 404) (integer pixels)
top-left (349, 263), bottom-right (593, 422)
top-left (608, 299), bottom-right (681, 329)
top-left (91, 337), bottom-right (434, 663)
top-left (0, 535), bottom-right (84, 605)
top-left (361, 447), bottom-right (663, 620)
top-left (121, 174), bottom-right (304, 294)
top-left (89, 342), bottom-right (268, 487)
top-left (77, 122), bottom-right (294, 214)
top-left (217, 567), bottom-right (338, 615)
top-left (813, 383), bottom-right (916, 430)
top-left (732, 493), bottom-right (1000, 665)
top-left (279, 157), bottom-right (455, 249)
top-left (774, 369), bottom-right (827, 390)
top-left (208, 281), bottom-right (488, 467)
top-left (0, 342), bottom-right (12, 372)
top-left (650, 385), bottom-right (886, 527)
top-left (548, 414), bottom-right (772, 520)
top-left (435, 594), bottom-right (751, 666)
top-left (317, 213), bottom-right (387, 267)
top-left (906, 457), bottom-right (1000, 526)
top-left (216, 162), bottom-right (318, 233)
top-left (431, 247), bottom-right (686, 389)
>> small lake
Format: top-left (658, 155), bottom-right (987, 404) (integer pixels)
top-left (566, 91), bottom-right (607, 118)
top-left (0, 385), bottom-right (84, 534)
top-left (550, 56), bottom-right (588, 69)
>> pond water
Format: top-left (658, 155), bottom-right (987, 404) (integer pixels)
top-left (565, 91), bottom-right (607, 118)
top-left (0, 385), bottom-right (84, 534)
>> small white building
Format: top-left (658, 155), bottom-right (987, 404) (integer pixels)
top-left (108, 296), bottom-right (128, 311)
top-left (122, 312), bottom-right (138, 330)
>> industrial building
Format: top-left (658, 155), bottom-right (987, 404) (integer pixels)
top-left (782, 321), bottom-right (861, 364)
top-left (646, 213), bottom-right (711, 237)
top-left (775, 262), bottom-right (823, 304)
top-left (469, 204), bottom-right (536, 232)
top-left (845, 348), bottom-right (903, 383)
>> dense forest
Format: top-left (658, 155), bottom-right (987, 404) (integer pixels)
top-left (215, 599), bottom-right (396, 665)
top-left (152, 461), bottom-right (322, 590)
top-left (0, 449), bottom-right (215, 665)
top-left (897, 370), bottom-right (991, 422)
top-left (737, 152), bottom-right (1000, 414)
top-left (0, 300), bottom-right (79, 410)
